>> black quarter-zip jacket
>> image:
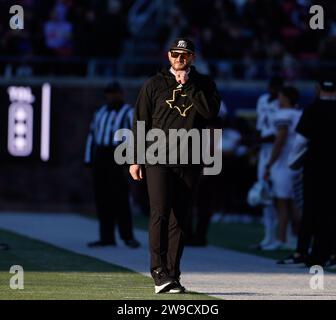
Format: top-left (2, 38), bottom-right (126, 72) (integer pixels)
top-left (132, 65), bottom-right (221, 166)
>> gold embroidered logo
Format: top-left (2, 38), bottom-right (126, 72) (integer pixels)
top-left (166, 88), bottom-right (193, 117)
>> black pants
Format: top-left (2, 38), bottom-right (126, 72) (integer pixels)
top-left (310, 189), bottom-right (336, 264)
top-left (146, 165), bottom-right (200, 279)
top-left (92, 148), bottom-right (134, 243)
top-left (296, 167), bottom-right (313, 255)
top-left (300, 166), bottom-right (336, 263)
top-left (193, 174), bottom-right (217, 242)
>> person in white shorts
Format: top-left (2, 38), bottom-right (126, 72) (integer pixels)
top-left (263, 86), bottom-right (302, 250)
top-left (254, 76), bottom-right (283, 249)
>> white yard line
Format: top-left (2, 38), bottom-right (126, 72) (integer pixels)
top-left (0, 212), bottom-right (335, 300)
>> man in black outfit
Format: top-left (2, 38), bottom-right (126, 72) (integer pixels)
top-left (293, 75), bottom-right (336, 267)
top-left (85, 82), bottom-right (140, 249)
top-left (129, 38), bottom-right (220, 293)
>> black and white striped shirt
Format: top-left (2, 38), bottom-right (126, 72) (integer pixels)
top-left (84, 103), bottom-right (133, 163)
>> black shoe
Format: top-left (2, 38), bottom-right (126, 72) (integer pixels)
top-left (87, 240), bottom-right (116, 247)
top-left (168, 278), bottom-right (186, 293)
top-left (305, 255), bottom-right (326, 267)
top-left (0, 243), bottom-right (10, 251)
top-left (124, 239), bottom-right (140, 248)
top-left (277, 253), bottom-right (307, 266)
top-left (152, 267), bottom-right (175, 294)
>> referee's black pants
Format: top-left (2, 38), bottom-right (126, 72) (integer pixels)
top-left (146, 165), bottom-right (200, 279)
top-left (92, 148), bottom-right (134, 243)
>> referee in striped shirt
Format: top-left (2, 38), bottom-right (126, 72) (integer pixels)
top-left (85, 82), bottom-right (140, 248)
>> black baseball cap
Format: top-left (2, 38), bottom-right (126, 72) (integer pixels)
top-left (104, 81), bottom-right (123, 93)
top-left (169, 38), bottom-right (195, 54)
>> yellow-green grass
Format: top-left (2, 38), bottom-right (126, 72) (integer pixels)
top-left (0, 229), bottom-right (216, 300)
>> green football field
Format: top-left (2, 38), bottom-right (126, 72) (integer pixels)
top-left (0, 215), bottom-right (294, 300)
top-left (0, 228), bottom-right (215, 300)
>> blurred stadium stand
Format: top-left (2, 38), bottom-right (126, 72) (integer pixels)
top-left (1, 0), bottom-right (336, 79)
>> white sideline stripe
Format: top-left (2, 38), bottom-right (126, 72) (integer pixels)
top-left (0, 213), bottom-right (336, 300)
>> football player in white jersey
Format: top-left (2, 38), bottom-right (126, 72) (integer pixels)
top-left (253, 76), bottom-right (284, 249)
top-left (263, 86), bottom-right (302, 250)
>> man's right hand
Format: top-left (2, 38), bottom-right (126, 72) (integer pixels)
top-left (129, 164), bottom-right (143, 181)
top-left (175, 70), bottom-right (189, 85)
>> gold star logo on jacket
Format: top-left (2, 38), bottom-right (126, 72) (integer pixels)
top-left (166, 85), bottom-right (193, 117)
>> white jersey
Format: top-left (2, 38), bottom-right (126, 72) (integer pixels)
top-left (272, 108), bottom-right (302, 169)
top-left (256, 93), bottom-right (279, 138)
top-left (256, 93), bottom-right (279, 180)
top-left (270, 108), bottom-right (302, 199)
